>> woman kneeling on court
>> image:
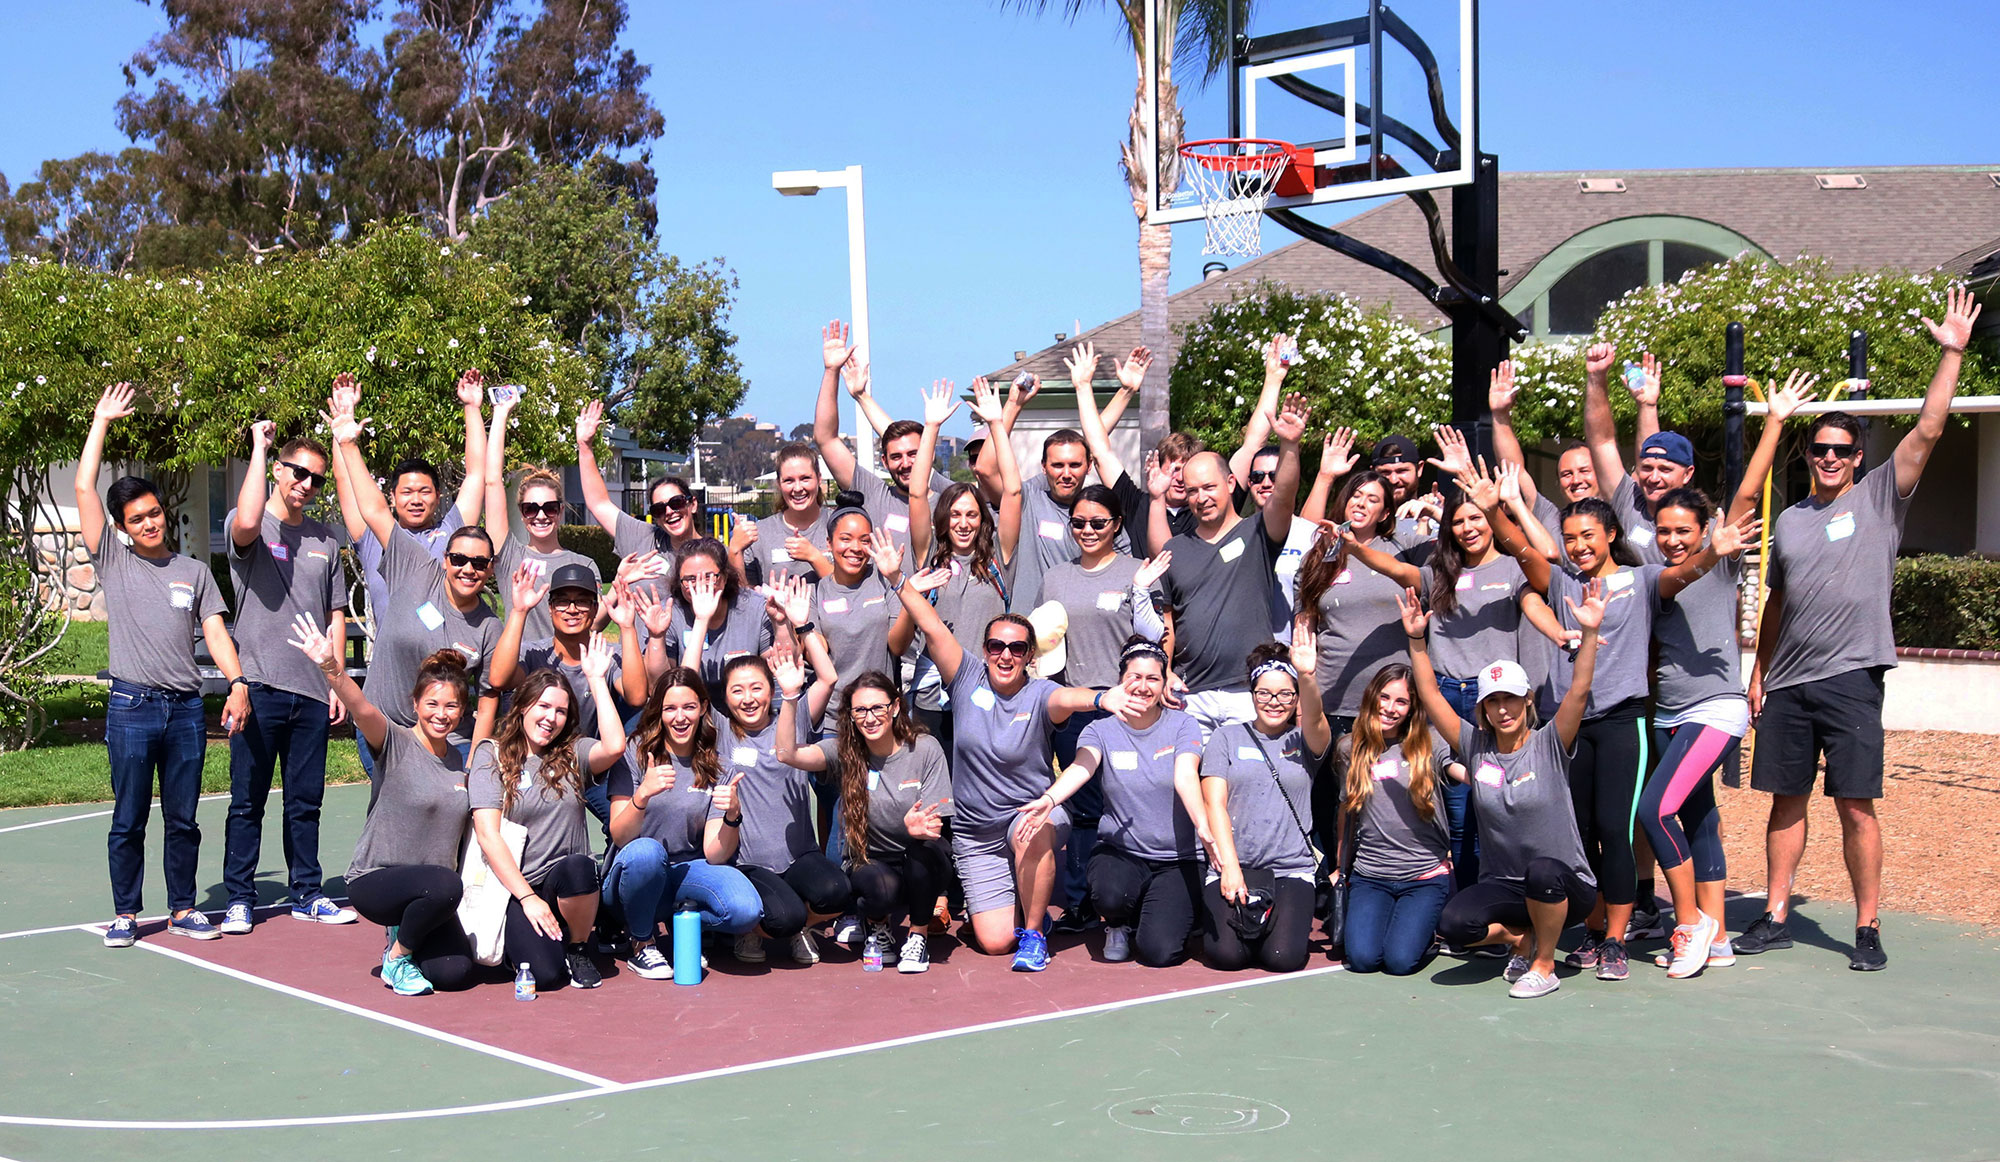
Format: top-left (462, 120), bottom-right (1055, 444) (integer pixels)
top-left (1200, 635), bottom-right (1331, 974)
top-left (469, 651), bottom-right (628, 991)
top-left (1017, 639), bottom-right (1210, 967)
top-left (290, 619), bottom-right (474, 995)
top-left (776, 668), bottom-right (954, 973)
top-left (603, 665), bottom-right (761, 980)
top-left (882, 531), bottom-right (1137, 972)
top-left (1402, 582), bottom-right (1605, 999)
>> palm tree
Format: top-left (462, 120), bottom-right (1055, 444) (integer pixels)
top-left (1002, 1), bottom-right (1242, 455)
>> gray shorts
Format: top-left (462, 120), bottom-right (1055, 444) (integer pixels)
top-left (952, 807), bottom-right (1071, 917)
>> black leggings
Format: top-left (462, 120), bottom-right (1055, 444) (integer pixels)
top-left (740, 852), bottom-right (853, 938)
top-left (1201, 875), bottom-right (1315, 973)
top-left (346, 865), bottom-right (476, 991)
top-left (501, 852), bottom-right (599, 987)
top-left (1087, 846), bottom-right (1200, 967)
top-left (847, 839), bottom-right (951, 922)
top-left (1569, 698), bottom-right (1649, 908)
top-left (1435, 859), bottom-right (1595, 946)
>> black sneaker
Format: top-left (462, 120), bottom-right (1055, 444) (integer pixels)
top-left (565, 945), bottom-right (604, 989)
top-left (1624, 904), bottom-right (1666, 942)
top-left (1849, 924), bottom-right (1887, 972)
top-left (1733, 911), bottom-right (1793, 955)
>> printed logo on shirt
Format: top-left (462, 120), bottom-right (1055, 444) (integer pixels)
top-left (1095, 590), bottom-right (1124, 611)
top-left (1110, 751), bottom-right (1140, 770)
top-left (452, 642), bottom-right (479, 664)
top-left (1474, 761), bottom-right (1504, 787)
top-left (732, 746), bottom-right (758, 766)
top-left (897, 779), bottom-right (922, 791)
top-left (1275, 550), bottom-right (1302, 576)
top-left (1152, 744), bottom-right (1177, 760)
top-left (1826, 512), bottom-right (1856, 542)
top-left (1512, 770), bottom-right (1536, 787)
top-left (1281, 745), bottom-right (1301, 759)
top-left (885, 512), bottom-right (909, 533)
top-left (971, 687), bottom-right (997, 711)
top-left (415, 601), bottom-right (446, 631)
top-left (267, 541), bottom-right (290, 562)
top-left (1011, 711), bottom-right (1032, 724)
top-left (1480, 581), bottom-right (1511, 592)
top-left (861, 595), bottom-right (886, 608)
top-left (1371, 758), bottom-right (1401, 781)
top-left (822, 597), bottom-right (850, 615)
top-left (1217, 538), bottom-right (1245, 563)
top-left (167, 581), bottom-right (195, 611)
top-left (1037, 519), bottom-right (1066, 541)
top-left (305, 549), bottom-right (331, 562)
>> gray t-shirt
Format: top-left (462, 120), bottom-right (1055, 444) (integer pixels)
top-left (517, 636), bottom-right (625, 744)
top-left (1611, 476), bottom-right (1665, 566)
top-left (853, 469), bottom-right (951, 573)
top-left (1033, 555), bottom-right (1148, 689)
top-left (467, 736), bottom-right (597, 885)
top-left (1341, 732), bottom-right (1454, 882)
top-left (1310, 538), bottom-right (1412, 717)
top-left (1161, 515), bottom-right (1284, 694)
top-left (810, 568), bottom-right (899, 719)
top-left (348, 724), bottom-right (470, 880)
top-left (945, 660), bottom-right (1058, 832)
top-left (1419, 556), bottom-right (1527, 681)
top-left (1653, 553), bottom-right (1743, 716)
top-left (667, 591), bottom-right (775, 690)
top-left (359, 509), bottom-right (464, 622)
top-left (1010, 475), bottom-right (1134, 617)
top-left (803, 734), bottom-right (953, 859)
top-left (1548, 563), bottom-right (1662, 718)
top-left (1080, 710), bottom-right (1204, 862)
top-left (927, 552), bottom-right (1014, 664)
top-left (611, 510), bottom-right (688, 605)
top-left (1201, 722), bottom-right (1319, 878)
top-left (1456, 720), bottom-right (1592, 889)
top-left (1763, 465), bottom-right (1912, 692)
top-left (718, 709), bottom-right (817, 873)
top-left (496, 536), bottom-right (597, 643)
top-left (741, 511), bottom-right (828, 587)
top-left (607, 744), bottom-right (722, 863)
top-left (227, 508), bottom-right (350, 703)
top-left (92, 533), bottom-right (227, 693)
top-left (367, 527), bottom-right (503, 732)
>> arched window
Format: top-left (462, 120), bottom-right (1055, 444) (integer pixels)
top-left (1546, 243), bottom-right (1650, 335)
top-left (1496, 217), bottom-right (1760, 339)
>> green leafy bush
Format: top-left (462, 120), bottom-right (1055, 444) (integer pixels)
top-left (557, 524), bottom-right (620, 581)
top-left (1892, 554), bottom-right (2000, 652)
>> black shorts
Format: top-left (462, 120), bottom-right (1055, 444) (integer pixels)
top-left (1750, 667), bottom-right (1886, 800)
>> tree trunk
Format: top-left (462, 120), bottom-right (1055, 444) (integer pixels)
top-left (1124, 48), bottom-right (1182, 460)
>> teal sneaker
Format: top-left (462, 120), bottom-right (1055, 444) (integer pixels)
top-left (381, 952), bottom-right (434, 996)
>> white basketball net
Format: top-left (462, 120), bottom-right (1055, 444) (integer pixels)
top-left (1181, 141), bottom-right (1293, 258)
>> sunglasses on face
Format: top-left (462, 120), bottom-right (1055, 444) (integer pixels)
top-left (1808, 442), bottom-right (1861, 461)
top-left (984, 638), bottom-right (1032, 659)
top-left (1246, 469), bottom-right (1278, 484)
top-left (279, 461), bottom-right (326, 488)
top-left (849, 704), bottom-right (892, 722)
top-left (649, 495), bottom-right (694, 518)
top-left (444, 552), bottom-right (492, 570)
top-left (519, 500), bottom-right (563, 519)
top-left (1069, 516), bottom-right (1114, 532)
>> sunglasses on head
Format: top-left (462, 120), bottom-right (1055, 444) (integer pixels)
top-left (279, 460), bottom-right (326, 488)
top-left (1246, 469), bottom-right (1278, 484)
top-left (444, 552), bottom-right (492, 570)
top-left (1069, 516), bottom-right (1114, 532)
top-left (1808, 441), bottom-right (1861, 461)
top-left (984, 638), bottom-right (1032, 659)
top-left (649, 495), bottom-right (694, 518)
top-left (519, 499), bottom-right (563, 519)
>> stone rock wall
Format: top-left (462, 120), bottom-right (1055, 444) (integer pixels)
top-left (32, 531), bottom-right (104, 620)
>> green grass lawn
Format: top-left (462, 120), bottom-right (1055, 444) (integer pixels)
top-left (0, 736), bottom-right (365, 808)
top-left (45, 618), bottom-right (109, 677)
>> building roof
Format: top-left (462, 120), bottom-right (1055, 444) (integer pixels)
top-left (992, 163), bottom-right (2000, 382)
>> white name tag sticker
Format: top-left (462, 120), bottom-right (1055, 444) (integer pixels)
top-left (268, 541), bottom-right (289, 562)
top-left (1038, 519), bottom-right (1066, 541)
top-left (971, 687), bottom-right (996, 711)
top-left (168, 584), bottom-right (195, 610)
top-left (769, 546), bottom-right (791, 563)
top-left (1456, 573), bottom-right (1474, 591)
top-left (1218, 539), bottom-right (1245, 563)
top-left (1237, 745), bottom-right (1263, 761)
top-left (822, 597), bottom-right (849, 615)
top-left (1095, 590), bottom-right (1124, 611)
top-left (1474, 762), bottom-right (1505, 787)
top-left (885, 512), bottom-right (909, 533)
top-left (867, 768), bottom-right (881, 792)
top-left (1110, 751), bottom-right (1139, 770)
top-left (1606, 572), bottom-right (1634, 592)
top-left (415, 601), bottom-right (446, 631)
top-left (732, 746), bottom-right (758, 766)
top-left (1334, 567), bottom-right (1353, 585)
top-left (1371, 758), bottom-right (1400, 781)
top-left (1826, 512), bottom-right (1856, 542)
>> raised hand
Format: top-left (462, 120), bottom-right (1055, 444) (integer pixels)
top-left (711, 772), bottom-right (746, 818)
top-left (1271, 392), bottom-right (1311, 444)
top-left (604, 582), bottom-right (636, 628)
top-left (1319, 426), bottom-right (1358, 478)
top-left (249, 419), bottom-right (275, 451)
top-left (509, 559), bottom-right (549, 611)
top-left (1097, 684), bottom-right (1144, 723)
top-left (1396, 587), bottom-right (1430, 638)
top-left (1584, 342), bottom-right (1617, 378)
top-left (1263, 332), bottom-right (1293, 377)
top-left (1427, 423), bottom-right (1473, 479)
top-left (1709, 509), bottom-right (1762, 558)
top-left (866, 527), bottom-right (905, 579)
top-left (330, 371), bottom-right (361, 416)
top-left (1765, 370), bottom-right (1821, 424)
top-left (1063, 341), bottom-right (1098, 391)
top-left (636, 763), bottom-right (675, 805)
top-left (455, 368), bottom-right (485, 408)
top-left (1290, 623), bottom-right (1317, 678)
top-left (775, 574), bottom-right (812, 625)
top-left (905, 566), bottom-right (952, 594)
top-left (923, 378), bottom-right (962, 428)
top-left (1116, 346), bottom-right (1152, 393)
top-left (822, 320), bottom-right (851, 369)
top-left (1144, 449), bottom-right (1172, 499)
top-left (287, 612), bottom-right (341, 673)
top-left (968, 376), bottom-right (1003, 426)
top-left (633, 587), bottom-right (672, 637)
top-left (688, 572), bottom-right (723, 623)
top-left (579, 634), bottom-right (615, 681)
top-left (1565, 577), bottom-right (1608, 632)
top-left (1495, 459), bottom-right (1524, 507)
top-left (1005, 371), bottom-right (1040, 411)
top-left (1133, 550), bottom-right (1172, 589)
top-left (904, 797), bottom-right (947, 841)
top-left (1923, 285), bottom-right (1981, 352)
top-left (1453, 456), bottom-right (1501, 512)
top-left (782, 533), bottom-right (816, 565)
top-left (576, 399), bottom-right (604, 445)
top-left (615, 550), bottom-right (669, 589)
top-left (729, 518), bottom-right (759, 555)
top-left (768, 646), bottom-right (807, 696)
top-left (840, 353), bottom-right (870, 401)
top-left (1488, 360), bottom-right (1519, 412)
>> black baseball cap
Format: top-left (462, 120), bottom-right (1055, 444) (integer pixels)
top-left (548, 563), bottom-right (599, 598)
top-left (1371, 434), bottom-right (1419, 466)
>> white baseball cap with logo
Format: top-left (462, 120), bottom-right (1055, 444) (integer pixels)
top-left (1476, 659), bottom-right (1532, 704)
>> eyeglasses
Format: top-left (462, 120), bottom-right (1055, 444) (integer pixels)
top-left (849, 704), bottom-right (893, 722)
top-left (1251, 690), bottom-right (1298, 705)
top-left (1808, 441), bottom-right (1861, 461)
top-left (444, 552), bottom-right (493, 570)
top-left (1246, 469), bottom-right (1277, 484)
top-left (548, 592), bottom-right (596, 610)
top-left (649, 495), bottom-right (694, 518)
top-left (984, 638), bottom-right (1032, 659)
top-left (1068, 516), bottom-right (1114, 532)
top-left (278, 461), bottom-right (326, 488)
top-left (519, 500), bottom-right (563, 519)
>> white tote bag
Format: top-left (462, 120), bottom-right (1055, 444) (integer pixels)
top-left (458, 818), bottom-right (528, 967)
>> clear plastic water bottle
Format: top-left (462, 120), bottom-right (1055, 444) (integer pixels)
top-left (862, 937), bottom-right (884, 973)
top-left (513, 963), bottom-right (537, 1001)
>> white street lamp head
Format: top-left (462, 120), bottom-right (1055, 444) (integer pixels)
top-left (772, 170), bottom-right (823, 196)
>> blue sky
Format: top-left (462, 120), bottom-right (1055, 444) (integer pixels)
top-left (3, 1), bottom-right (1995, 441)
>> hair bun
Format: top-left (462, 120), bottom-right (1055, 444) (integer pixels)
top-left (421, 648), bottom-right (469, 674)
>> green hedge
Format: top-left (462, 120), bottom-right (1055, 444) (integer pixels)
top-left (1892, 554), bottom-right (2000, 652)
top-left (558, 523), bottom-right (621, 580)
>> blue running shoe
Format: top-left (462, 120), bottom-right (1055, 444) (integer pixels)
top-left (103, 916), bottom-right (138, 948)
top-left (292, 895), bottom-right (358, 924)
top-left (220, 903), bottom-right (255, 935)
top-left (1011, 928), bottom-right (1050, 972)
top-left (381, 952), bottom-right (434, 996)
top-left (168, 909), bottom-right (220, 941)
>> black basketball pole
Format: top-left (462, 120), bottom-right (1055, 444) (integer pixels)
top-left (1449, 151), bottom-right (1503, 462)
top-left (1722, 321), bottom-right (1746, 502)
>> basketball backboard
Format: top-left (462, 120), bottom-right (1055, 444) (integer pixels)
top-left (1143, 0), bottom-right (1478, 225)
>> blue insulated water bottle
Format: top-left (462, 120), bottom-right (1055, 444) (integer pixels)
top-left (672, 903), bottom-right (703, 985)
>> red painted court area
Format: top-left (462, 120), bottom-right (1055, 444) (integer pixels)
top-left (154, 920), bottom-right (1320, 1084)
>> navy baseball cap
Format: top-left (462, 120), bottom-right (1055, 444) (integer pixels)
top-left (1639, 432), bottom-right (1694, 468)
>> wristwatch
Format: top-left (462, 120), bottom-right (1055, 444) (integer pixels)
top-left (229, 676), bottom-right (250, 689)
top-left (723, 814), bottom-right (743, 828)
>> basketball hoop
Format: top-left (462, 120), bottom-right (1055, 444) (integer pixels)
top-left (1178, 138), bottom-right (1310, 258)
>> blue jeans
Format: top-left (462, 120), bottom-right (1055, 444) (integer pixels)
top-left (223, 684), bottom-right (330, 906)
top-left (1344, 872), bottom-right (1450, 975)
top-left (1053, 708), bottom-right (1107, 912)
top-left (1435, 673), bottom-right (1482, 889)
top-left (601, 838), bottom-right (762, 939)
top-left (105, 680), bottom-right (207, 915)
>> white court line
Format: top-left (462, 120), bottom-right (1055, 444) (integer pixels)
top-left (129, 937), bottom-right (618, 1088)
top-left (0, 900), bottom-right (347, 943)
top-left (0, 790), bottom-right (247, 835)
top-left (0, 962), bottom-right (1344, 1130)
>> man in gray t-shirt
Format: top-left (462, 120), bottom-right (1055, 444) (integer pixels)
top-left (1581, 345), bottom-right (1693, 568)
top-left (221, 421), bottom-right (360, 929)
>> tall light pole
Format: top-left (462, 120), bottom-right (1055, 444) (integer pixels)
top-left (772, 164), bottom-right (873, 476)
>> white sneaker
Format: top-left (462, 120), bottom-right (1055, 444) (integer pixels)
top-left (1654, 933), bottom-right (1736, 970)
top-left (832, 914), bottom-right (863, 946)
top-left (1665, 912), bottom-right (1723, 979)
top-left (1102, 925), bottom-right (1133, 963)
top-left (219, 903), bottom-right (255, 935)
top-left (897, 930), bottom-right (930, 974)
top-left (789, 929), bottom-right (820, 965)
top-left (733, 931), bottom-right (766, 963)
top-left (1508, 969), bottom-right (1560, 999)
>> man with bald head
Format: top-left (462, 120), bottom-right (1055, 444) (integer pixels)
top-left (1157, 396), bottom-right (1310, 736)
